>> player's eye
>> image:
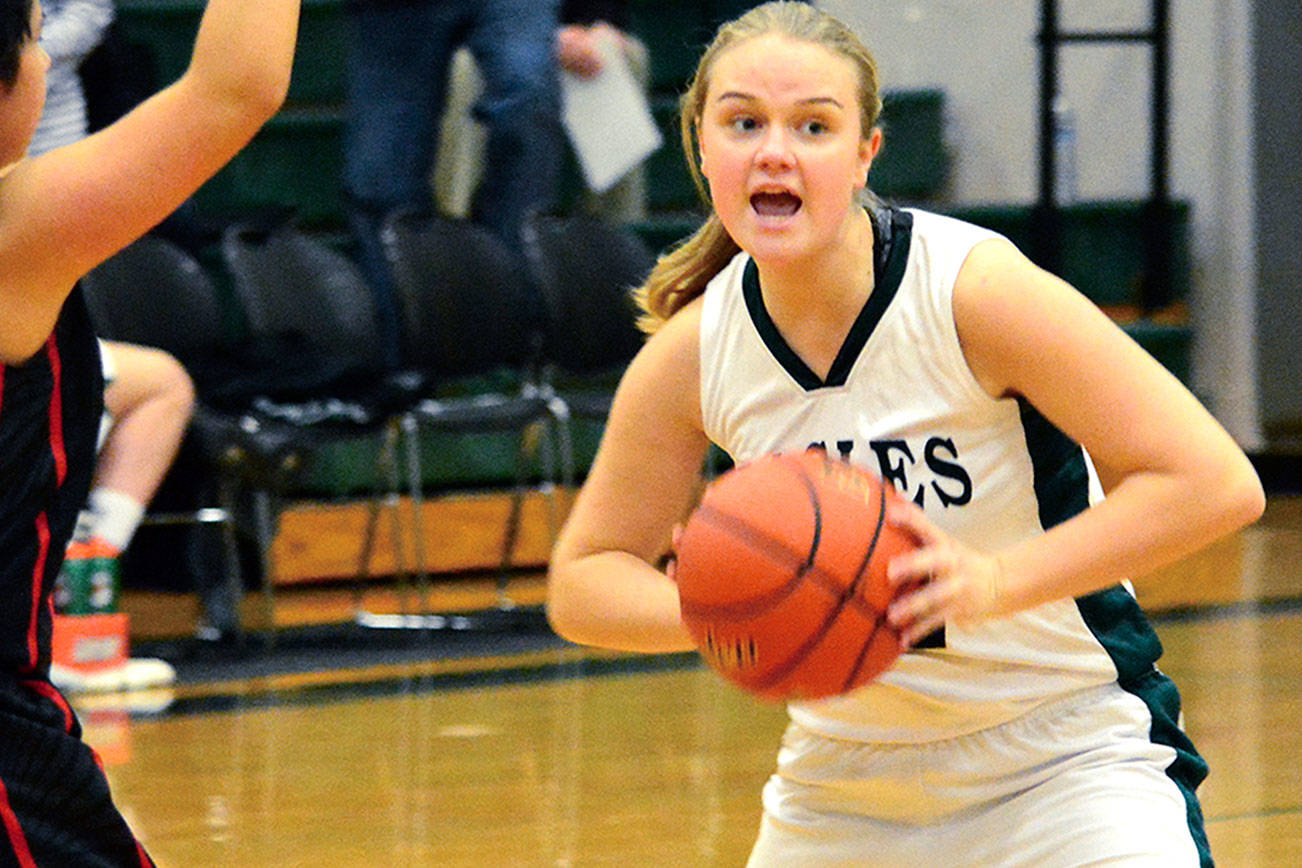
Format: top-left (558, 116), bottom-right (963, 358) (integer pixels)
top-left (729, 115), bottom-right (760, 134)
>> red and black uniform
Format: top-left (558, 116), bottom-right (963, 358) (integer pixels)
top-left (0, 290), bottom-right (154, 867)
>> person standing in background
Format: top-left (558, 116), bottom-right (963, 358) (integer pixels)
top-left (342, 0), bottom-right (564, 368)
top-left (434, 0), bottom-right (650, 224)
top-left (555, 0), bottom-right (650, 221)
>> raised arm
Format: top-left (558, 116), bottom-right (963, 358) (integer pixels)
top-left (0, 0), bottom-right (301, 363)
top-left (546, 301), bottom-right (711, 653)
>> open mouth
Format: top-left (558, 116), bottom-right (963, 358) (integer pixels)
top-left (750, 191), bottom-right (802, 218)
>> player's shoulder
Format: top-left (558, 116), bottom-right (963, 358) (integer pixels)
top-left (894, 205), bottom-right (1028, 292)
top-left (608, 295), bottom-right (704, 432)
top-left (644, 292), bottom-right (704, 369)
top-left (903, 206), bottom-right (1004, 245)
top-left (629, 294), bottom-right (703, 388)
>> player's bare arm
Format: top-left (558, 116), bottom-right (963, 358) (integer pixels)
top-left (890, 237), bottom-right (1264, 636)
top-left (0, 0), bottom-right (300, 363)
top-left (548, 298), bottom-right (710, 653)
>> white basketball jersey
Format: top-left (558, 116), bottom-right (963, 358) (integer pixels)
top-left (698, 207), bottom-right (1167, 743)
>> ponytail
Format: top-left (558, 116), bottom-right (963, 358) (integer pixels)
top-left (633, 215), bottom-right (739, 334)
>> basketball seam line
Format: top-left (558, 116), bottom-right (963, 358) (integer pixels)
top-left (794, 453), bottom-right (822, 574)
top-left (840, 482), bottom-right (892, 693)
top-left (754, 457), bottom-right (889, 695)
top-left (678, 506), bottom-right (880, 623)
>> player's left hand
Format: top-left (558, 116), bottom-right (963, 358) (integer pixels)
top-left (883, 498), bottom-right (1005, 648)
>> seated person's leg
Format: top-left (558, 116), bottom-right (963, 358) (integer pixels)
top-left (52, 341), bottom-right (192, 691)
top-left (94, 340), bottom-right (196, 545)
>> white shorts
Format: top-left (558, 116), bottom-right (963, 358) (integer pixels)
top-left (748, 682), bottom-right (1208, 867)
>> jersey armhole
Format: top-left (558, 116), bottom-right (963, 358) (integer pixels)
top-left (943, 235), bottom-right (1008, 408)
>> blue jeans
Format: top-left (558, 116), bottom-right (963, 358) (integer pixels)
top-left (343, 0), bottom-right (562, 365)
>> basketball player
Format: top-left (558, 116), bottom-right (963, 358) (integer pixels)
top-left (0, 0), bottom-right (300, 861)
top-left (546, 3), bottom-right (1264, 865)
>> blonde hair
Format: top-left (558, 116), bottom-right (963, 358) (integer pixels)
top-left (632, 1), bottom-right (884, 333)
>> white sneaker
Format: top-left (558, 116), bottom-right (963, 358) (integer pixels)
top-left (49, 657), bottom-right (176, 694)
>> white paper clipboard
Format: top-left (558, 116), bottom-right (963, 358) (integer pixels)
top-left (560, 37), bottom-right (663, 193)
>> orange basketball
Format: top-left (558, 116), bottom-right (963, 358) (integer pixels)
top-left (675, 449), bottom-right (917, 702)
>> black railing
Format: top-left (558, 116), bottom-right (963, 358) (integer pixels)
top-left (1033, 0), bottom-right (1174, 312)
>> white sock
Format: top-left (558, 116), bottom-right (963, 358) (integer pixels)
top-left (81, 488), bottom-right (146, 554)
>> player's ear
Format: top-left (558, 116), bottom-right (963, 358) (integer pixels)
top-left (856, 128), bottom-right (883, 189)
top-left (695, 116), bottom-right (711, 179)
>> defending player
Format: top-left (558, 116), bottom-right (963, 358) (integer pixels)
top-left (0, 0), bottom-right (300, 861)
top-left (546, 2), bottom-right (1263, 865)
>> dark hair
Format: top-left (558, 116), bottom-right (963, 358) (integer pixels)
top-left (0, 0), bottom-right (34, 89)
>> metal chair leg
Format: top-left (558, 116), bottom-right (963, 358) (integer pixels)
top-left (353, 477), bottom-right (385, 616)
top-left (214, 476), bottom-right (245, 640)
top-left (356, 414), bottom-right (463, 631)
top-left (496, 423), bottom-right (534, 611)
top-left (544, 393), bottom-right (576, 541)
top-left (251, 488), bottom-right (279, 645)
top-left (356, 416), bottom-right (415, 628)
top-left (400, 412), bottom-right (431, 613)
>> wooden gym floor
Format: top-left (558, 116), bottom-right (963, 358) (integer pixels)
top-left (78, 495), bottom-right (1302, 866)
